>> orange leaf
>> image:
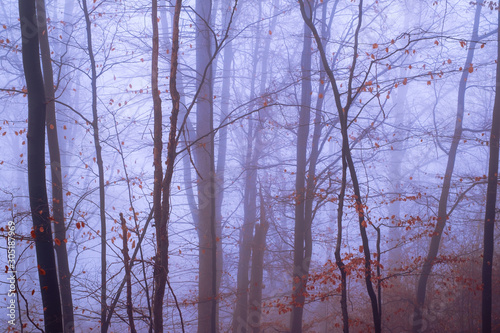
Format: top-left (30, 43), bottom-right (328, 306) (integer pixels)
top-left (372, 43), bottom-right (378, 49)
top-left (54, 238), bottom-right (61, 246)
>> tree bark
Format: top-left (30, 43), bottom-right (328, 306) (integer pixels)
top-left (481, 8), bottom-right (500, 333)
top-left (290, 3), bottom-right (312, 332)
top-left (120, 213), bottom-right (137, 333)
top-left (194, 1), bottom-right (217, 332)
top-left (152, 0), bottom-right (183, 332)
top-left (19, 0), bottom-right (63, 331)
top-left (36, 0), bottom-right (75, 330)
top-left (151, 0), bottom-right (164, 330)
top-left (248, 193), bottom-right (269, 333)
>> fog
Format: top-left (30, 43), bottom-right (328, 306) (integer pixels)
top-left (0, 0), bottom-right (499, 332)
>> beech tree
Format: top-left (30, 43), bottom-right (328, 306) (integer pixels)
top-left (19, 0), bottom-right (63, 331)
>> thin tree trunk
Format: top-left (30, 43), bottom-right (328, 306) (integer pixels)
top-left (19, 0), bottom-right (63, 331)
top-left (36, 0), bottom-right (74, 330)
top-left (233, 6), bottom-right (261, 329)
top-left (336, 156), bottom-right (349, 333)
top-left (413, 3), bottom-right (482, 331)
top-left (81, 2), bottom-right (108, 331)
top-left (248, 192), bottom-right (269, 333)
top-left (290, 2), bottom-right (312, 331)
top-left (152, 0), bottom-right (183, 332)
top-left (120, 213), bottom-right (137, 333)
top-left (481, 8), bottom-right (500, 333)
top-left (215, 0), bottom-right (235, 307)
top-left (151, 0), bottom-right (165, 330)
top-left (298, 1), bottom-right (381, 331)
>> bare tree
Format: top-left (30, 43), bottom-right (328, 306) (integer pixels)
top-left (19, 0), bottom-right (63, 331)
top-left (36, 0), bottom-right (74, 330)
top-left (81, 1), bottom-right (108, 331)
top-left (481, 8), bottom-right (500, 333)
top-left (413, 3), bottom-right (483, 331)
top-left (194, 1), bottom-right (217, 331)
top-left (298, 0), bottom-right (381, 331)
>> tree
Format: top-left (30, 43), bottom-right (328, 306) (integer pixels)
top-left (247, 191), bottom-right (269, 333)
top-left (36, 0), bottom-right (74, 330)
top-left (481, 7), bottom-right (500, 333)
top-left (19, 0), bottom-right (63, 331)
top-left (298, 0), bottom-right (381, 331)
top-left (290, 2), bottom-right (313, 331)
top-left (81, 1), bottom-right (108, 331)
top-left (413, 3), bottom-right (484, 331)
top-left (193, 0), bottom-right (217, 331)
top-left (152, 0), bottom-right (183, 332)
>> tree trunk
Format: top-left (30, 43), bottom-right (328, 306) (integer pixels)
top-left (336, 156), bottom-right (349, 333)
top-left (290, 3), bottom-right (312, 331)
top-left (120, 213), bottom-right (137, 333)
top-left (298, 1), bottom-right (380, 331)
top-left (151, 0), bottom-right (165, 330)
top-left (19, 0), bottom-right (63, 331)
top-left (413, 3), bottom-right (482, 331)
top-left (81, 2), bottom-right (108, 331)
top-left (152, 0), bottom-right (183, 332)
top-left (233, 5), bottom-right (261, 330)
top-left (481, 8), bottom-right (500, 333)
top-left (36, 0), bottom-right (75, 331)
top-left (248, 193), bottom-right (269, 333)
top-left (194, 1), bottom-right (217, 331)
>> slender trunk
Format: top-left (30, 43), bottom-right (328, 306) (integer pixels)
top-left (19, 0), bottom-right (63, 331)
top-left (248, 193), bottom-right (269, 333)
top-left (233, 6), bottom-right (261, 329)
top-left (36, 0), bottom-right (74, 331)
top-left (152, 1), bottom-right (183, 332)
top-left (290, 3), bottom-right (312, 332)
top-left (233, 120), bottom-right (257, 333)
top-left (298, 1), bottom-right (380, 331)
top-left (151, 0), bottom-right (164, 330)
top-left (336, 156), bottom-right (349, 333)
top-left (413, 3), bottom-right (482, 331)
top-left (215, 0), bottom-right (235, 304)
top-left (481, 9), bottom-right (500, 333)
top-left (81, 2), bottom-right (108, 331)
top-left (120, 213), bottom-right (137, 333)
top-left (194, 1), bottom-right (217, 332)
